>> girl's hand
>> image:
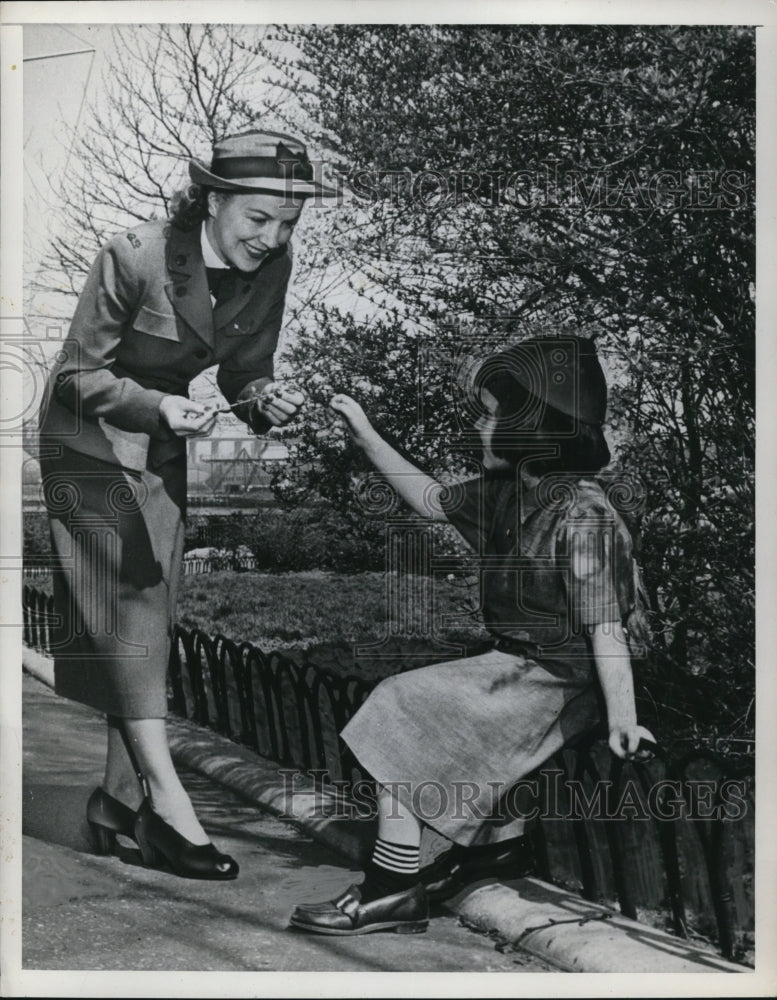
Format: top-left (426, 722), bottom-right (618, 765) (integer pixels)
top-left (159, 395), bottom-right (218, 437)
top-left (329, 393), bottom-right (376, 448)
top-left (608, 724), bottom-right (657, 760)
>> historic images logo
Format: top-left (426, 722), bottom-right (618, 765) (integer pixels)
top-left (280, 769), bottom-right (749, 824)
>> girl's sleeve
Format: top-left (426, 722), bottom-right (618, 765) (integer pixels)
top-left (439, 476), bottom-right (490, 552)
top-left (562, 483), bottom-right (635, 628)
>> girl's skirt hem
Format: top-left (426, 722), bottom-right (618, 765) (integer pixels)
top-left (341, 648), bottom-right (600, 847)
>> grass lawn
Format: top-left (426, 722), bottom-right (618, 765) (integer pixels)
top-left (24, 568), bottom-right (490, 683)
top-left (24, 567), bottom-right (489, 652)
top-left (176, 569), bottom-right (488, 652)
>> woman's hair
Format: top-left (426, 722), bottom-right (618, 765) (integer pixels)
top-left (168, 183), bottom-right (214, 230)
top-left (477, 368), bottom-right (611, 475)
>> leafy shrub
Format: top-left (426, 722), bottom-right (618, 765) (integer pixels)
top-left (186, 508), bottom-right (384, 573)
top-left (23, 513), bottom-right (52, 561)
top-left (184, 506), bottom-right (473, 574)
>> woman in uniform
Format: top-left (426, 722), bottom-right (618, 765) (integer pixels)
top-left (38, 130), bottom-right (332, 879)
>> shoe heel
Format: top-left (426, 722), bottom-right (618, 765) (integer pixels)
top-left (88, 820), bottom-right (116, 856)
top-left (395, 920), bottom-right (429, 935)
top-left (135, 829), bottom-right (164, 868)
top-left (86, 787), bottom-right (139, 856)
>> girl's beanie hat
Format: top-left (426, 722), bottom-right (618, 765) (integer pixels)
top-left (476, 335), bottom-right (607, 424)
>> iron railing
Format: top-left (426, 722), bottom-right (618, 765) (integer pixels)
top-left (21, 565), bottom-right (53, 581)
top-left (22, 584), bottom-right (753, 962)
top-left (25, 557), bottom-right (260, 577)
top-left (166, 624), bottom-right (374, 781)
top-left (23, 585), bottom-right (55, 651)
top-left (181, 555), bottom-right (258, 575)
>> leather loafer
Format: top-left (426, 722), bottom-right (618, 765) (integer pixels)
top-left (289, 883), bottom-right (429, 936)
top-left (421, 839), bottom-right (535, 902)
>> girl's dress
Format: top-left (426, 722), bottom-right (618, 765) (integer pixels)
top-left (341, 470), bottom-right (639, 846)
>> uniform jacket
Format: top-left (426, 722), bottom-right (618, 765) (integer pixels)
top-left (39, 219), bottom-right (292, 471)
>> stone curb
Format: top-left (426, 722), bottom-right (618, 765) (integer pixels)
top-left (22, 648), bottom-right (744, 974)
top-left (22, 645), bottom-right (55, 688)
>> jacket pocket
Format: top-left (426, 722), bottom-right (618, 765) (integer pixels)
top-left (133, 305), bottom-right (181, 342)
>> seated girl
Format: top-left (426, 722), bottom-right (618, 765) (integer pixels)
top-left (289, 335), bottom-right (653, 936)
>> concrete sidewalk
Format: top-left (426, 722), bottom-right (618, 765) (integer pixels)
top-left (22, 647), bottom-right (745, 975)
top-left (19, 668), bottom-right (555, 976)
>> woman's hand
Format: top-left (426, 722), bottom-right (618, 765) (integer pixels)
top-left (159, 395), bottom-right (217, 437)
top-left (608, 723), bottom-right (657, 760)
top-left (329, 393), bottom-right (376, 448)
top-left (254, 382), bottom-right (306, 427)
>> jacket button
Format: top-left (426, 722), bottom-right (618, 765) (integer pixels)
top-left (175, 255), bottom-right (187, 266)
top-left (176, 286), bottom-right (186, 296)
top-left (195, 348), bottom-right (208, 360)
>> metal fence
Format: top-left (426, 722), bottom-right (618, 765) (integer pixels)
top-left (166, 623), bottom-right (374, 780)
top-left (22, 584), bottom-right (753, 962)
top-left (182, 555), bottom-right (258, 575)
top-left (25, 557), bottom-right (259, 578)
top-left (23, 565), bottom-right (53, 581)
top-left (23, 585), bottom-right (55, 650)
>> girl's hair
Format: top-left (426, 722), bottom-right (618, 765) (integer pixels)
top-left (477, 369), bottom-right (611, 475)
top-left (169, 183), bottom-right (216, 230)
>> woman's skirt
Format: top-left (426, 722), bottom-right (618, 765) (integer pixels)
top-left (341, 648), bottom-right (601, 846)
top-left (40, 446), bottom-right (186, 719)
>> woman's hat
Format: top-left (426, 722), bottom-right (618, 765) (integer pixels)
top-left (476, 336), bottom-right (608, 424)
top-left (189, 130), bottom-right (337, 198)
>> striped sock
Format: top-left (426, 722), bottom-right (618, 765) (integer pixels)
top-left (373, 838), bottom-right (421, 876)
top-left (360, 839), bottom-right (421, 902)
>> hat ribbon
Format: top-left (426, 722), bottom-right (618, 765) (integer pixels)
top-left (212, 141), bottom-right (313, 183)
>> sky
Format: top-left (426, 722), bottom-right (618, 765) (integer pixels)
top-left (23, 24), bottom-right (112, 309)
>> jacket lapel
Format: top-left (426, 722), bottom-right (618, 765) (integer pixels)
top-left (164, 225), bottom-right (215, 349)
top-left (213, 248), bottom-right (288, 337)
top-left (212, 271), bottom-right (259, 333)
